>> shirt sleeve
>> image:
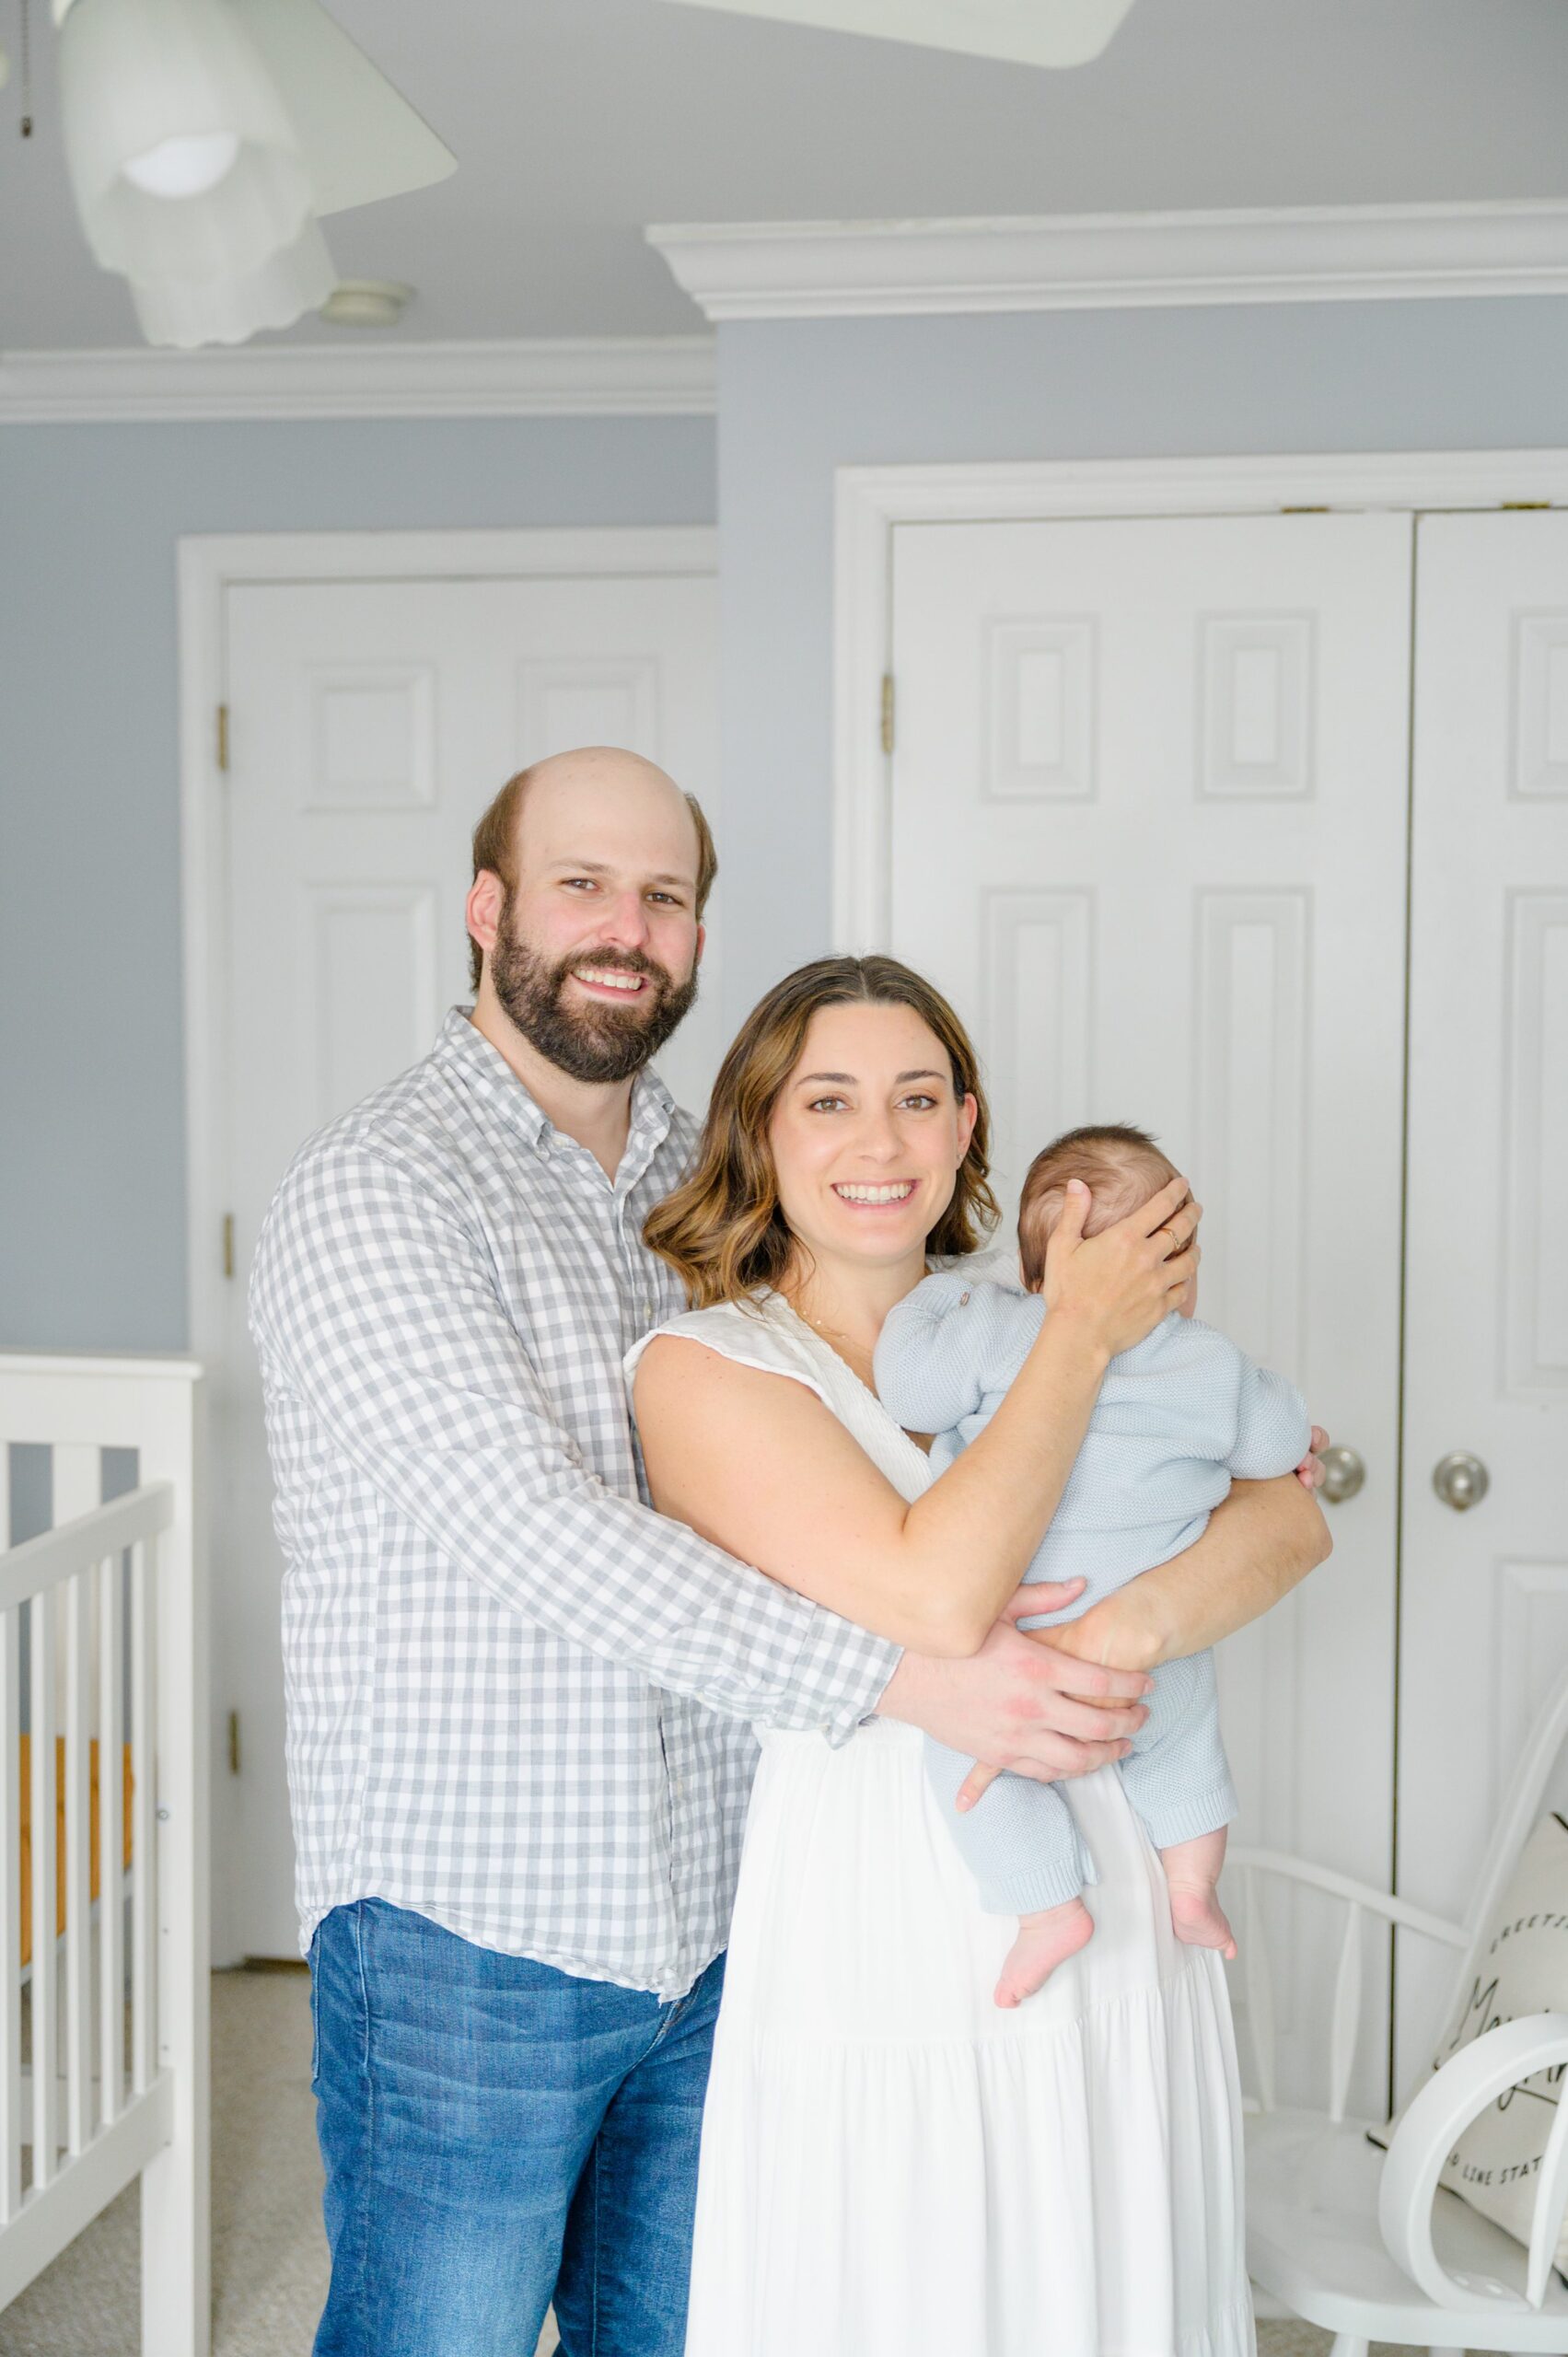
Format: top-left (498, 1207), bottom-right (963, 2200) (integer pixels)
top-left (1226, 1353), bottom-right (1314, 1480)
top-left (250, 1136), bottom-right (900, 1742)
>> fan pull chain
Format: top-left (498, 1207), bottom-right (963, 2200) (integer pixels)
top-left (18, 0), bottom-right (31, 137)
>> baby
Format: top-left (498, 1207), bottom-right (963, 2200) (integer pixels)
top-left (874, 1122), bottom-right (1311, 2010)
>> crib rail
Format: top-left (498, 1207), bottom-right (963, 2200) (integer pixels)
top-left (2, 1485), bottom-right (170, 2206)
top-left (0, 1353), bottom-right (206, 2356)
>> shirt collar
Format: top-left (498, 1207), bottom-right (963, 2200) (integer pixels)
top-left (434, 1005), bottom-right (678, 1178)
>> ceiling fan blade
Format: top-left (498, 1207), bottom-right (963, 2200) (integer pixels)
top-left (231, 0), bottom-right (457, 217)
top-left (656, 0), bottom-right (1137, 69)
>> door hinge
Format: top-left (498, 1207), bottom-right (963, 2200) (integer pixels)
top-left (216, 702), bottom-right (229, 772)
top-left (880, 673), bottom-right (896, 756)
top-left (1280, 505), bottom-right (1330, 515)
top-left (222, 1213), bottom-right (236, 1280)
top-left (227, 1711), bottom-right (240, 1776)
top-left (1501, 501), bottom-right (1551, 511)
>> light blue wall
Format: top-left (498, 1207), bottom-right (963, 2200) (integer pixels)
top-left (714, 296), bottom-right (1568, 1030)
top-left (0, 414), bottom-right (716, 1352)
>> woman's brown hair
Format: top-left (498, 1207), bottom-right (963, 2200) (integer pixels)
top-left (645, 954), bottom-right (999, 1308)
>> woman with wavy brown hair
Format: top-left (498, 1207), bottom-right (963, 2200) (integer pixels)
top-left (630, 953), bottom-right (1321, 2357)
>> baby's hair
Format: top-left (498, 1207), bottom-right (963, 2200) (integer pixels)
top-left (1017, 1123), bottom-right (1179, 1291)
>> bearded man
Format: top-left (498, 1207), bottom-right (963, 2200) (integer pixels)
top-left (250, 747), bottom-right (1158, 2357)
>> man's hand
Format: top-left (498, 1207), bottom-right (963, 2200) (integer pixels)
top-left (877, 1576), bottom-right (1152, 1787)
top-left (943, 1588), bottom-right (1160, 1811)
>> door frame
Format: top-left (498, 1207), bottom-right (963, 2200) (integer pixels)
top-left (177, 524), bottom-right (717, 1957)
top-left (832, 448), bottom-right (1568, 950)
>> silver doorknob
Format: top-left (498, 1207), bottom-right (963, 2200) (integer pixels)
top-left (1318, 1446), bottom-right (1365, 1504)
top-left (1433, 1452), bottom-right (1489, 1513)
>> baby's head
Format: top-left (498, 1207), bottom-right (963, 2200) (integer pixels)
top-left (1017, 1123), bottom-right (1183, 1293)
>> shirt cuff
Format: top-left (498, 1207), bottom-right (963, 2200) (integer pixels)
top-left (774, 1603), bottom-right (902, 1749)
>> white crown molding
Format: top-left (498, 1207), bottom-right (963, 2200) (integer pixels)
top-left (649, 199), bottom-right (1568, 321)
top-left (0, 333), bottom-right (716, 424)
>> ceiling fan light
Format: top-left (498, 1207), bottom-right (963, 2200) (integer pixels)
top-left (59, 0), bottom-right (312, 279)
top-left (129, 210), bottom-right (334, 347)
top-left (122, 129), bottom-right (241, 199)
top-left (656, 0), bottom-right (1137, 69)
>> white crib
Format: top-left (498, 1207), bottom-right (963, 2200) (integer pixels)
top-left (0, 1352), bottom-right (209, 2357)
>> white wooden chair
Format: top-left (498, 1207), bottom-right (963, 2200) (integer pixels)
top-left (1230, 1663), bottom-right (1568, 2357)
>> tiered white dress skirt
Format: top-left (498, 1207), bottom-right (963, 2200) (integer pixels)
top-left (685, 1719), bottom-right (1254, 2357)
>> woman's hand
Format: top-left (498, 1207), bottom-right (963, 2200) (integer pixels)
top-left (1042, 1175), bottom-right (1202, 1360)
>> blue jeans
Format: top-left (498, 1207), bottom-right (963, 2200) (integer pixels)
top-left (308, 1899), bottom-right (726, 2357)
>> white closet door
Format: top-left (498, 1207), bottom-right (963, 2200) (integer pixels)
top-left (1397, 511), bottom-right (1568, 2092)
top-left (888, 512), bottom-right (1411, 2110)
top-left (218, 569), bottom-right (717, 1959)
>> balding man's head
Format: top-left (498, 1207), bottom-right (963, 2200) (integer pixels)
top-left (468, 749), bottom-right (717, 995)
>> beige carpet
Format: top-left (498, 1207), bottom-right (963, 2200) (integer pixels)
top-left (0, 1971), bottom-right (1487, 2356)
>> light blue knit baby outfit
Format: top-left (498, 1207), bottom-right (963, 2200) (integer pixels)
top-left (873, 1273), bottom-right (1312, 1915)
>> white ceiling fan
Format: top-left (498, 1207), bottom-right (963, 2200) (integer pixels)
top-left (657, 0), bottom-right (1138, 70)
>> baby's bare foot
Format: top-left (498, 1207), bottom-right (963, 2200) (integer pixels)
top-left (994, 1898), bottom-right (1095, 2008)
top-left (1166, 1879), bottom-right (1237, 1959)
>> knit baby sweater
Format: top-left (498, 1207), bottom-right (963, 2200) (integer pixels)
top-left (874, 1272), bottom-right (1311, 1912)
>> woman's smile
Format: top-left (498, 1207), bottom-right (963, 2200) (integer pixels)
top-left (830, 1180), bottom-right (917, 1208)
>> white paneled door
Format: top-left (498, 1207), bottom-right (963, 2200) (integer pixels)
top-left (888, 513), bottom-right (1415, 2114)
top-left (216, 563), bottom-right (717, 1959)
top-left (1396, 511), bottom-right (1568, 2091)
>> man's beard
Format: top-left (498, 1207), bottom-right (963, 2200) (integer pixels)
top-left (490, 894), bottom-right (698, 1085)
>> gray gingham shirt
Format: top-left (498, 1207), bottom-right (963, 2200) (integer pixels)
top-left (249, 1008), bottom-right (900, 1997)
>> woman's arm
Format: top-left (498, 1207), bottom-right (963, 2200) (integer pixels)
top-left (950, 1472), bottom-right (1330, 1809)
top-left (1049, 1472), bottom-right (1330, 1675)
top-left (633, 1174), bottom-right (1199, 1658)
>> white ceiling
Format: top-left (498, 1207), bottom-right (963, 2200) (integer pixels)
top-left (3, 0), bottom-right (1566, 351)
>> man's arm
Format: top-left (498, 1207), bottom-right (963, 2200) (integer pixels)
top-left (250, 1138), bottom-right (897, 1740)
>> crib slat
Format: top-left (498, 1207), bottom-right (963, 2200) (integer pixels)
top-left (0, 1606), bottom-right (19, 2222)
top-left (99, 1552), bottom-right (124, 2131)
top-left (29, 1588), bottom-right (58, 2187)
top-left (50, 1450), bottom-right (100, 1742)
top-left (64, 1567), bottom-right (93, 2156)
top-left (50, 1446), bottom-right (100, 1530)
top-left (130, 1538), bottom-right (157, 2097)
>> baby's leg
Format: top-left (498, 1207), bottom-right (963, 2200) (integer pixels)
top-left (1116, 1650), bottom-right (1238, 1954)
top-left (923, 1736), bottom-right (1099, 2007)
top-left (1159, 1825), bottom-right (1237, 1958)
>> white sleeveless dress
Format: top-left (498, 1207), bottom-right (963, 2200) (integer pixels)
top-left (631, 1293), bottom-right (1254, 2357)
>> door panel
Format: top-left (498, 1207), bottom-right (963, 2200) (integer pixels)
top-left (217, 570), bottom-right (717, 1958)
top-left (1396, 511), bottom-right (1568, 2095)
top-left (889, 512), bottom-right (1412, 2112)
